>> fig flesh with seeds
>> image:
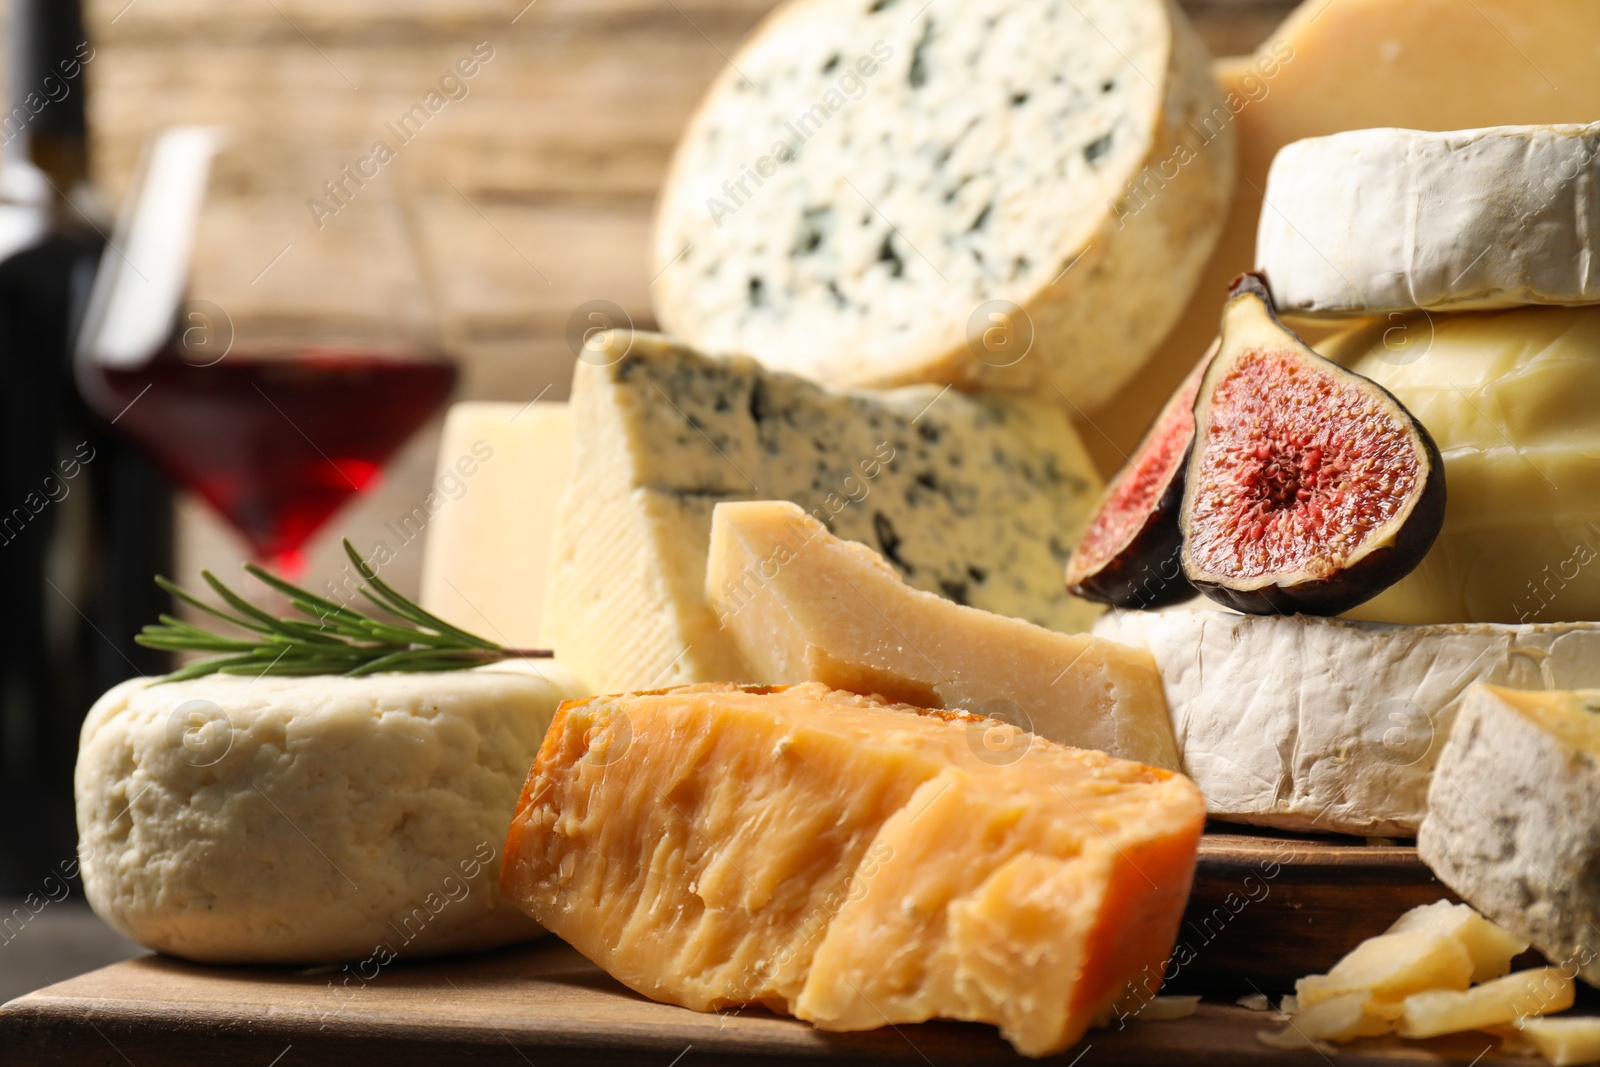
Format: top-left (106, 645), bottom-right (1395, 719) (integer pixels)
top-left (1065, 344), bottom-right (1215, 609)
top-left (1179, 274), bottom-right (1445, 616)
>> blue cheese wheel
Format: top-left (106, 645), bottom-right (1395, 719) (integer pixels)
top-left (652, 0), bottom-right (1234, 411)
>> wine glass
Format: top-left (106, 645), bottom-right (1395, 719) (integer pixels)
top-left (75, 128), bottom-right (457, 576)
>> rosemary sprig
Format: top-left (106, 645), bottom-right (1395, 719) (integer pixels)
top-left (137, 539), bottom-right (552, 683)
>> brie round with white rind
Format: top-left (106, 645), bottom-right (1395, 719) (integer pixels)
top-left (1322, 305), bottom-right (1600, 626)
top-left (75, 663), bottom-right (586, 964)
top-left (1094, 608), bottom-right (1600, 837)
top-left (1258, 124), bottom-right (1600, 316)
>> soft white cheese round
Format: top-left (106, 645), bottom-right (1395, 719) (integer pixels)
top-left (1322, 305), bottom-right (1600, 625)
top-left (75, 663), bottom-right (586, 964)
top-left (1095, 608), bottom-right (1600, 836)
top-left (1257, 123), bottom-right (1600, 316)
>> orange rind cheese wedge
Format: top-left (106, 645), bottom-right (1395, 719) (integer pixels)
top-left (501, 682), bottom-right (1205, 1057)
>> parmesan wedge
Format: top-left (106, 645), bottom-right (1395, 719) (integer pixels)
top-left (705, 500), bottom-right (1178, 768)
top-left (500, 682), bottom-right (1204, 1057)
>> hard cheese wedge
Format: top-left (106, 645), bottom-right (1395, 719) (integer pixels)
top-left (543, 330), bottom-right (1104, 693)
top-left (705, 500), bottom-right (1178, 769)
top-left (500, 682), bottom-right (1205, 1057)
top-left (419, 401), bottom-right (573, 650)
top-left (1420, 685), bottom-right (1600, 988)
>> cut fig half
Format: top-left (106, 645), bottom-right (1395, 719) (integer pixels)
top-left (1065, 343), bottom-right (1216, 609)
top-left (1179, 274), bottom-right (1445, 616)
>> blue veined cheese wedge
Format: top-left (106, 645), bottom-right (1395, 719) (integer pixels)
top-left (1421, 685), bottom-right (1600, 989)
top-left (542, 330), bottom-right (1104, 694)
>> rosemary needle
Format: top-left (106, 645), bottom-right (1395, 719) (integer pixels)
top-left (136, 539), bottom-right (552, 683)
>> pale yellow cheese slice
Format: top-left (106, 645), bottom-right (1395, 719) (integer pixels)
top-left (1396, 968), bottom-right (1574, 1039)
top-left (1085, 0), bottom-right (1600, 472)
top-left (1518, 1016), bottom-right (1600, 1066)
top-left (1323, 306), bottom-right (1600, 625)
top-left (1260, 899), bottom-right (1540, 1049)
top-left (419, 401), bottom-right (573, 650)
top-left (500, 682), bottom-right (1204, 1057)
top-left (1384, 901), bottom-right (1528, 986)
top-left (705, 500), bottom-right (1178, 769)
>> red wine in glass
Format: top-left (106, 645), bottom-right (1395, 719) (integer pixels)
top-left (96, 348), bottom-right (456, 575)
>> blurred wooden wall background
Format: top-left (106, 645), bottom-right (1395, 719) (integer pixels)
top-left (74, 0), bottom-right (1295, 598)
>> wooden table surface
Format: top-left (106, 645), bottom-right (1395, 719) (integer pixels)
top-left (0, 831), bottom-right (1552, 1066)
top-left (0, 937), bottom-right (1542, 1067)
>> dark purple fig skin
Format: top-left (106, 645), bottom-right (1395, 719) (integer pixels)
top-left (1066, 348), bottom-right (1217, 610)
top-left (1182, 273), bottom-right (1447, 617)
top-left (1067, 467), bottom-right (1193, 610)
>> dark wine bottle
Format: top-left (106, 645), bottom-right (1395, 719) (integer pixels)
top-left (0, 0), bottom-right (170, 892)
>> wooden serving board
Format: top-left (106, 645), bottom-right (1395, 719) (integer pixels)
top-left (1177, 826), bottom-right (1465, 991)
top-left (0, 941), bottom-right (1541, 1067)
top-left (0, 832), bottom-right (1536, 1067)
